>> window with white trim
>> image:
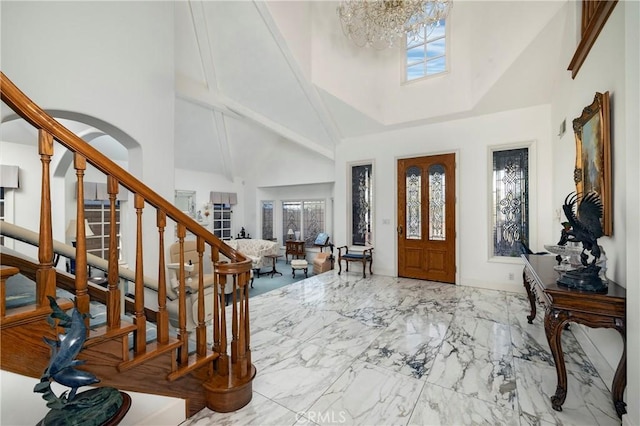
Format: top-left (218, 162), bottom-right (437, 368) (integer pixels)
top-left (212, 203), bottom-right (232, 240)
top-left (405, 19), bottom-right (447, 82)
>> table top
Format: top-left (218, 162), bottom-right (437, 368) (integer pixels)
top-left (521, 254), bottom-right (626, 300)
top-left (264, 254), bottom-right (282, 258)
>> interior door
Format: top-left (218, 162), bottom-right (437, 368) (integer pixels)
top-left (398, 153), bottom-right (456, 283)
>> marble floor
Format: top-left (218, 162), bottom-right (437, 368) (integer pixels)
top-left (181, 270), bottom-right (621, 426)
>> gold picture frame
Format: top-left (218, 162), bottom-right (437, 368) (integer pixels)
top-left (572, 91), bottom-right (612, 235)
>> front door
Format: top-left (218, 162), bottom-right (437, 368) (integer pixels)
top-left (397, 153), bottom-right (456, 283)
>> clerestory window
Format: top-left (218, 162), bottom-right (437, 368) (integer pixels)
top-left (405, 19), bottom-right (447, 82)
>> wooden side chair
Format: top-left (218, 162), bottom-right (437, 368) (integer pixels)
top-left (336, 246), bottom-right (373, 278)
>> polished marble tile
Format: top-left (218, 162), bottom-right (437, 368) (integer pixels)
top-left (408, 382), bottom-right (519, 426)
top-left (182, 271), bottom-right (621, 426)
top-left (357, 306), bottom-right (451, 379)
top-left (457, 286), bottom-right (511, 324)
top-left (305, 360), bottom-right (424, 426)
top-left (443, 313), bottom-right (512, 360)
top-left (252, 340), bottom-right (353, 413)
top-left (427, 340), bottom-right (518, 410)
top-left (305, 315), bottom-right (384, 359)
top-left (510, 322), bottom-right (598, 376)
top-left (514, 358), bottom-right (619, 426)
top-left (181, 392), bottom-right (297, 426)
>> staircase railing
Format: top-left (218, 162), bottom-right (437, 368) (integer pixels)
top-left (0, 72), bottom-right (255, 413)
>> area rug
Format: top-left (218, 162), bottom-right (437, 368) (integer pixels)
top-left (250, 258), bottom-right (310, 298)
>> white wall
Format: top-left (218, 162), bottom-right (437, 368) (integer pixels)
top-left (335, 104), bottom-right (554, 283)
top-left (1, 370), bottom-right (185, 426)
top-left (1, 1), bottom-right (175, 275)
top-left (174, 167), bottom-right (246, 237)
top-left (623, 3), bottom-right (640, 424)
top-left (0, 142), bottom-right (49, 260)
top-left (548, 3), bottom-right (639, 424)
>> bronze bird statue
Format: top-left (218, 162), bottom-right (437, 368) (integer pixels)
top-left (556, 191), bottom-right (607, 292)
top-left (560, 191), bottom-right (603, 267)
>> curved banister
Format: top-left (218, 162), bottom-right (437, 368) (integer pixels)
top-left (0, 72), bottom-right (244, 263)
top-left (1, 71), bottom-right (255, 413)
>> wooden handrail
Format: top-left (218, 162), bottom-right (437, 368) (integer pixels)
top-left (0, 72), bottom-right (244, 262)
top-left (1, 71), bottom-right (255, 414)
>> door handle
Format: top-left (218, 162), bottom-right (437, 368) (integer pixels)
top-left (397, 225), bottom-right (403, 235)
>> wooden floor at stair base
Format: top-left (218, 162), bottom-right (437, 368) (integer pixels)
top-left (202, 363), bottom-right (256, 412)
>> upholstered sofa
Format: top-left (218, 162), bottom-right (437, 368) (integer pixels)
top-left (224, 238), bottom-right (279, 275)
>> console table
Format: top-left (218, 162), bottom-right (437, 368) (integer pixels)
top-left (521, 254), bottom-right (626, 418)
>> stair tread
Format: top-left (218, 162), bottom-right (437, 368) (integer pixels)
top-left (118, 340), bottom-right (183, 372)
top-left (167, 350), bottom-right (220, 382)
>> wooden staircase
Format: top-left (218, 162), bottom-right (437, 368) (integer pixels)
top-left (0, 72), bottom-right (255, 418)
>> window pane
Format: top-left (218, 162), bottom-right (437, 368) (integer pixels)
top-left (407, 63), bottom-right (425, 81)
top-left (407, 36), bottom-right (423, 49)
top-left (352, 164), bottom-right (373, 246)
top-left (427, 20), bottom-right (446, 41)
top-left (212, 203), bottom-right (232, 240)
top-left (83, 200), bottom-right (121, 260)
top-left (429, 164), bottom-right (446, 241)
top-left (406, 166), bottom-right (422, 240)
top-left (407, 45), bottom-right (425, 65)
top-left (261, 201), bottom-right (273, 240)
top-left (282, 201), bottom-right (301, 243)
top-left (303, 200), bottom-right (325, 246)
top-left (493, 148), bottom-right (529, 256)
top-left (405, 18), bottom-right (447, 81)
top-left (427, 56), bottom-right (446, 76)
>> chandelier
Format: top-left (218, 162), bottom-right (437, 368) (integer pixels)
top-left (337, 0), bottom-right (452, 49)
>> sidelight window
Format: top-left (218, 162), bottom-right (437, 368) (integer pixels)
top-left (351, 163), bottom-right (373, 246)
top-left (492, 148), bottom-right (529, 257)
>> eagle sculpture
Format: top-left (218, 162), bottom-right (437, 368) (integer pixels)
top-left (556, 191), bottom-right (607, 292)
top-left (559, 191), bottom-right (603, 265)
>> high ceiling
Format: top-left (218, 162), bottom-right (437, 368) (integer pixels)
top-left (173, 0), bottom-right (568, 176)
top-left (1, 1), bottom-right (569, 180)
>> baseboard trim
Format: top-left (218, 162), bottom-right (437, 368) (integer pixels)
top-left (459, 277), bottom-right (527, 294)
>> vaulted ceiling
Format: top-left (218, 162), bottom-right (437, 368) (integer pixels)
top-left (173, 0), bottom-right (568, 177)
top-left (1, 1), bottom-right (570, 180)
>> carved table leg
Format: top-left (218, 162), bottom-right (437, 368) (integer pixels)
top-left (523, 269), bottom-right (536, 323)
top-left (544, 307), bottom-right (570, 411)
top-left (612, 318), bottom-right (627, 418)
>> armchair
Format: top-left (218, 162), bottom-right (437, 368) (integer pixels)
top-left (336, 246), bottom-right (373, 278)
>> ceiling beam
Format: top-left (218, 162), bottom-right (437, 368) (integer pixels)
top-left (175, 76), bottom-right (333, 160)
top-left (254, 1), bottom-right (342, 145)
top-left (188, 0), bottom-right (234, 180)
